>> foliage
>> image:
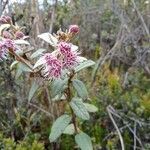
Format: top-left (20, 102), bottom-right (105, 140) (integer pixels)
top-left (0, 0), bottom-right (149, 149)
top-left (0, 133), bottom-right (44, 150)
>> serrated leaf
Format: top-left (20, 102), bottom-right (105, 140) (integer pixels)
top-left (70, 98), bottom-right (90, 120)
top-left (63, 124), bottom-right (75, 135)
top-left (84, 103), bottom-right (98, 113)
top-left (30, 48), bottom-right (46, 59)
top-left (75, 132), bottom-right (93, 150)
top-left (28, 80), bottom-right (39, 102)
top-left (51, 78), bottom-right (68, 98)
top-left (72, 79), bottom-right (88, 100)
top-left (0, 24), bottom-right (10, 35)
top-left (49, 114), bottom-right (71, 142)
top-left (75, 60), bottom-right (95, 73)
top-left (14, 39), bottom-right (30, 45)
top-left (38, 33), bottom-right (58, 47)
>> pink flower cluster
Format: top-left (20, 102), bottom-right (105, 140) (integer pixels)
top-left (38, 53), bottom-right (62, 78)
top-left (58, 42), bottom-right (79, 69)
top-left (37, 42), bottom-right (80, 79)
top-left (0, 39), bottom-right (16, 61)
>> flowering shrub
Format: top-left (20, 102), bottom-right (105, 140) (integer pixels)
top-left (0, 15), bottom-right (97, 149)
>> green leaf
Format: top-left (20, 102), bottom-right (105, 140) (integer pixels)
top-left (15, 62), bottom-right (32, 79)
top-left (70, 98), bottom-right (90, 120)
top-left (28, 80), bottom-right (39, 102)
top-left (72, 79), bottom-right (88, 100)
top-left (75, 60), bottom-right (95, 73)
top-left (63, 124), bottom-right (75, 135)
top-left (51, 78), bottom-right (68, 98)
top-left (15, 66), bottom-right (23, 79)
top-left (75, 132), bottom-right (93, 150)
top-left (30, 48), bottom-right (46, 59)
top-left (49, 114), bottom-right (71, 142)
top-left (19, 63), bottom-right (32, 72)
top-left (52, 94), bottom-right (66, 101)
top-left (84, 103), bottom-right (98, 113)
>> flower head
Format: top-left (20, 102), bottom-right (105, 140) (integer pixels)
top-left (3, 39), bottom-right (15, 50)
top-left (37, 53), bottom-right (62, 79)
top-left (69, 25), bottom-right (79, 34)
top-left (58, 41), bottom-right (79, 69)
top-left (63, 52), bottom-right (78, 69)
top-left (58, 42), bottom-right (71, 55)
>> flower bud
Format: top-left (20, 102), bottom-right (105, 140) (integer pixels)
top-left (15, 31), bottom-right (25, 39)
top-left (2, 31), bottom-right (12, 39)
top-left (0, 18), bottom-right (7, 24)
top-left (0, 16), bottom-right (11, 24)
top-left (5, 16), bottom-right (12, 23)
top-left (69, 25), bottom-right (79, 34)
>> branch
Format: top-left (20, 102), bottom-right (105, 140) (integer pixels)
top-left (131, 0), bottom-right (149, 36)
top-left (109, 107), bottom-right (144, 149)
top-left (134, 122), bottom-right (137, 150)
top-left (107, 105), bottom-right (125, 150)
top-left (67, 71), bottom-right (78, 133)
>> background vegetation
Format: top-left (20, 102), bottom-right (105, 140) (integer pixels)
top-left (0, 0), bottom-right (149, 149)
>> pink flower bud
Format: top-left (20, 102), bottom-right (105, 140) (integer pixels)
top-left (0, 18), bottom-right (7, 24)
top-left (15, 31), bottom-right (25, 39)
top-left (5, 16), bottom-right (12, 23)
top-left (69, 25), bottom-right (79, 34)
top-left (3, 31), bottom-right (12, 39)
top-left (0, 16), bottom-right (11, 24)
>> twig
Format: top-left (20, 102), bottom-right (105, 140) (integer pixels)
top-left (107, 105), bottom-right (125, 150)
top-left (109, 106), bottom-right (144, 149)
top-left (28, 102), bottom-right (54, 118)
top-left (91, 25), bottom-right (123, 85)
top-left (9, 50), bottom-right (33, 71)
top-left (134, 122), bottom-right (137, 150)
top-left (131, 0), bottom-right (149, 36)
